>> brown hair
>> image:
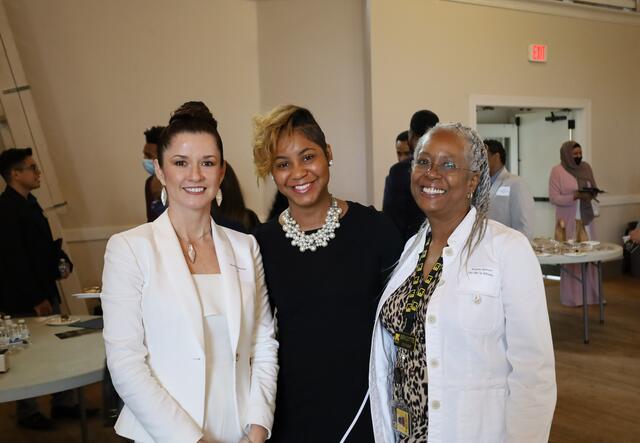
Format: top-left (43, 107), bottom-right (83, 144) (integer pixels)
top-left (158, 101), bottom-right (223, 166)
top-left (252, 105), bottom-right (327, 179)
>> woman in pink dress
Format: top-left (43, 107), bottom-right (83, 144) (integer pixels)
top-left (548, 141), bottom-right (599, 306)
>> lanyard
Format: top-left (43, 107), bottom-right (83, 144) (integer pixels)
top-left (393, 234), bottom-right (442, 351)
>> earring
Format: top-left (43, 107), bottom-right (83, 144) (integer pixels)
top-left (216, 189), bottom-right (223, 206)
top-left (467, 191), bottom-right (474, 200)
top-left (329, 159), bottom-right (334, 166)
top-left (161, 187), bottom-right (168, 206)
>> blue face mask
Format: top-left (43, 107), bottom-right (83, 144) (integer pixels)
top-left (142, 159), bottom-right (155, 176)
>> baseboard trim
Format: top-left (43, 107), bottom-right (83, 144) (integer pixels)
top-left (598, 194), bottom-right (640, 207)
top-left (64, 225), bottom-right (136, 243)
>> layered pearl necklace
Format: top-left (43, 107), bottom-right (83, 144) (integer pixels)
top-left (282, 197), bottom-right (342, 252)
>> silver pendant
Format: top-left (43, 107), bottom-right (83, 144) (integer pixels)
top-left (187, 243), bottom-right (196, 263)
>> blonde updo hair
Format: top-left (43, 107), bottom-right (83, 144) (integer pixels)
top-left (252, 104), bottom-right (328, 179)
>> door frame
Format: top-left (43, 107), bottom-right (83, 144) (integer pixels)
top-left (468, 94), bottom-right (592, 163)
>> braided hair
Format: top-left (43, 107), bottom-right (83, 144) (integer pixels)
top-left (413, 122), bottom-right (491, 259)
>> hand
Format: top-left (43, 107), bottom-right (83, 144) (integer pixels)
top-left (34, 299), bottom-right (54, 316)
top-left (630, 228), bottom-right (640, 244)
top-left (573, 190), bottom-right (593, 202)
top-left (241, 424), bottom-right (268, 443)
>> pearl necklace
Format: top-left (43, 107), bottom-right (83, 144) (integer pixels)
top-left (282, 198), bottom-right (342, 252)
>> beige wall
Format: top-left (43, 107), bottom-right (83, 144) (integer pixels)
top-left (369, 0), bottom-right (640, 242)
top-left (4, 0), bottom-right (262, 288)
top-left (256, 0), bottom-right (370, 205)
top-left (4, 0), bottom-right (262, 230)
top-left (3, 0), bottom-right (369, 289)
top-left (3, 0), bottom-right (639, 291)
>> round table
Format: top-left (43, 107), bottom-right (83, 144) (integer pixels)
top-left (0, 315), bottom-right (104, 441)
top-left (536, 242), bottom-right (623, 343)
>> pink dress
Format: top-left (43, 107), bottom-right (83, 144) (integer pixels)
top-left (548, 165), bottom-right (599, 306)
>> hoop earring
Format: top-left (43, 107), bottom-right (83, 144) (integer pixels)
top-left (467, 191), bottom-right (474, 200)
top-left (161, 187), bottom-right (168, 206)
top-left (216, 189), bottom-right (223, 206)
top-left (329, 159), bottom-right (334, 167)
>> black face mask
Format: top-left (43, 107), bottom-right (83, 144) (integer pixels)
top-left (574, 157), bottom-right (582, 165)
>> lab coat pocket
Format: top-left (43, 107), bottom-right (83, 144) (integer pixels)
top-left (458, 291), bottom-right (501, 334)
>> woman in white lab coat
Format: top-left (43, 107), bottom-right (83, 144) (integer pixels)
top-left (368, 123), bottom-right (556, 443)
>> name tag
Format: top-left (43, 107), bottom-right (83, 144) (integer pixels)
top-left (497, 186), bottom-right (510, 196)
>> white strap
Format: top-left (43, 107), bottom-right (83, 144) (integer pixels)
top-left (339, 390), bottom-right (370, 443)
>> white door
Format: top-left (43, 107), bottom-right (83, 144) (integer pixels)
top-left (517, 110), bottom-right (574, 238)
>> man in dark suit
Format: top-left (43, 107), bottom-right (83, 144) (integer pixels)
top-left (0, 148), bottom-right (82, 430)
top-left (382, 110), bottom-right (439, 240)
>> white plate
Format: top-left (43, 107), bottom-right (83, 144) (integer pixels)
top-left (582, 241), bottom-right (600, 247)
top-left (564, 252), bottom-right (586, 257)
top-left (46, 316), bottom-right (79, 326)
top-left (72, 292), bottom-right (101, 299)
top-left (536, 252), bottom-right (551, 257)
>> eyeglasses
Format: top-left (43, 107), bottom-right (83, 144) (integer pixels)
top-left (15, 164), bottom-right (40, 173)
top-left (414, 158), bottom-right (476, 174)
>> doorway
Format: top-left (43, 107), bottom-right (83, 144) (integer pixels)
top-left (469, 95), bottom-right (591, 238)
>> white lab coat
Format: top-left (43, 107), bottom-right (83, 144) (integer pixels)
top-left (369, 207), bottom-right (556, 443)
top-left (101, 211), bottom-right (278, 443)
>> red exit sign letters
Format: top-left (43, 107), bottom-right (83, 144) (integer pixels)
top-left (528, 44), bottom-right (548, 63)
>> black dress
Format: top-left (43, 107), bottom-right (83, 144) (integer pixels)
top-left (255, 201), bottom-right (403, 442)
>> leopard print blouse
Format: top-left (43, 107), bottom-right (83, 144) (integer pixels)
top-left (380, 248), bottom-right (443, 442)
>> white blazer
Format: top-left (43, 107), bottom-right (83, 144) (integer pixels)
top-left (101, 211), bottom-right (278, 443)
top-left (369, 207), bottom-right (556, 443)
top-left (488, 168), bottom-right (536, 239)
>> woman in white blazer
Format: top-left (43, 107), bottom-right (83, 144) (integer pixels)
top-left (368, 123), bottom-right (556, 443)
top-left (102, 102), bottom-right (278, 443)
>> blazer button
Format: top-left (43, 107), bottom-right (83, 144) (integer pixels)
top-left (427, 315), bottom-right (437, 324)
top-left (443, 247), bottom-right (454, 257)
top-left (473, 294), bottom-right (482, 304)
top-left (431, 400), bottom-right (441, 410)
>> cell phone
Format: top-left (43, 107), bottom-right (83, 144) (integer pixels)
top-left (55, 329), bottom-right (100, 339)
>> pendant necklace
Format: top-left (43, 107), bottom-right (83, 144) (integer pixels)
top-left (176, 227), bottom-right (212, 263)
top-left (281, 197), bottom-right (342, 252)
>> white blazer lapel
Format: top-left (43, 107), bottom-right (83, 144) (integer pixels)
top-left (152, 211), bottom-right (204, 352)
top-left (211, 221), bottom-right (241, 355)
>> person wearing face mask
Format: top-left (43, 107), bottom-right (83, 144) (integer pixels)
top-left (143, 126), bottom-right (166, 222)
top-left (549, 141), bottom-right (600, 306)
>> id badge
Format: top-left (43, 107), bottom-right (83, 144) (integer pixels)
top-left (392, 402), bottom-right (411, 437)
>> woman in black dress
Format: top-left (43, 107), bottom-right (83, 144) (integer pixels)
top-left (252, 105), bottom-right (403, 442)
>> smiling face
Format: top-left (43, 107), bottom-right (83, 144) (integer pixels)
top-left (411, 130), bottom-right (479, 224)
top-left (272, 130), bottom-right (332, 213)
top-left (154, 131), bottom-right (225, 213)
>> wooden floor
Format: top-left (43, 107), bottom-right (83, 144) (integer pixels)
top-left (0, 275), bottom-right (638, 442)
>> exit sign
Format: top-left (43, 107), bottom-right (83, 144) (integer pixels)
top-left (529, 44), bottom-right (548, 63)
